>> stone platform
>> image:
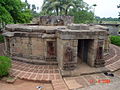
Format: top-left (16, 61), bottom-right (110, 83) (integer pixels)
top-left (10, 60), bottom-right (62, 82)
top-left (0, 43), bottom-right (120, 78)
top-left (105, 44), bottom-right (120, 72)
top-left (1, 43), bottom-right (120, 90)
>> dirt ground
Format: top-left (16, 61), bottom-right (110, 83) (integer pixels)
top-left (0, 79), bottom-right (53, 90)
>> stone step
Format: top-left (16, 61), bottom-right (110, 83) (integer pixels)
top-left (12, 56), bottom-right (58, 65)
top-left (52, 79), bottom-right (69, 90)
top-left (10, 61), bottom-right (62, 82)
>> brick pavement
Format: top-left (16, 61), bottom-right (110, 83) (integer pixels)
top-left (105, 44), bottom-right (120, 71)
top-left (64, 73), bottom-right (120, 90)
top-left (52, 79), bottom-right (69, 90)
top-left (10, 61), bottom-right (69, 90)
top-left (10, 60), bottom-right (62, 82)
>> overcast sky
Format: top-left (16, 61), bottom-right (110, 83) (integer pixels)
top-left (21, 0), bottom-right (120, 18)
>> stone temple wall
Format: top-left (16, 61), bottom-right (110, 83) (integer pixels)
top-left (3, 17), bottom-right (109, 73)
top-left (10, 37), bottom-right (45, 60)
top-left (4, 35), bottom-right (57, 64)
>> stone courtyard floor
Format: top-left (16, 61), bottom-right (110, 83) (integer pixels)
top-left (1, 43), bottom-right (120, 90)
top-left (0, 79), bottom-right (53, 90)
top-left (11, 61), bottom-right (62, 81)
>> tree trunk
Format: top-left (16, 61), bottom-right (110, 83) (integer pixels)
top-left (60, 7), bottom-right (62, 15)
top-left (65, 9), bottom-right (68, 15)
top-left (56, 7), bottom-right (59, 16)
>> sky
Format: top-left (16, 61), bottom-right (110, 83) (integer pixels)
top-left (21, 0), bottom-right (120, 18)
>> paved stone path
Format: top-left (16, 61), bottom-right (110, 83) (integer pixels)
top-left (52, 79), bottom-right (69, 90)
top-left (64, 72), bottom-right (120, 90)
top-left (10, 61), bottom-right (69, 90)
top-left (105, 44), bottom-right (120, 71)
top-left (79, 79), bottom-right (120, 90)
top-left (10, 60), bottom-right (62, 81)
top-left (78, 70), bottom-right (120, 90)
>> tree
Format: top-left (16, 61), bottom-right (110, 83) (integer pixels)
top-left (117, 4), bottom-right (120, 19)
top-left (42, 0), bottom-right (78, 15)
top-left (41, 0), bottom-right (94, 24)
top-left (0, 6), bottom-right (13, 24)
top-left (42, 0), bottom-right (62, 15)
top-left (92, 4), bottom-right (97, 15)
top-left (69, 8), bottom-right (94, 23)
top-left (0, 0), bottom-right (32, 24)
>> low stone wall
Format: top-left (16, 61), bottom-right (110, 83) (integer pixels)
top-left (33, 16), bottom-right (74, 26)
top-left (99, 24), bottom-right (120, 36)
top-left (3, 30), bottom-right (58, 64)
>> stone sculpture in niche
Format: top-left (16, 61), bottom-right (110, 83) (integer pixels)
top-left (64, 46), bottom-right (73, 62)
top-left (46, 41), bottom-right (56, 60)
top-left (63, 45), bottom-right (76, 70)
top-left (96, 40), bottom-right (104, 59)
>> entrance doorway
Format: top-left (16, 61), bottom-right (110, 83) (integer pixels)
top-left (77, 39), bottom-right (92, 64)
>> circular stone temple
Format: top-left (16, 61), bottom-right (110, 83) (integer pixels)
top-left (3, 16), bottom-right (109, 72)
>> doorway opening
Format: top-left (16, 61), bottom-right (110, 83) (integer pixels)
top-left (77, 39), bottom-right (93, 64)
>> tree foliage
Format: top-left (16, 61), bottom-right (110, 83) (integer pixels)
top-left (110, 36), bottom-right (120, 46)
top-left (95, 16), bottom-right (120, 24)
top-left (0, 6), bottom-right (13, 24)
top-left (41, 0), bottom-right (94, 24)
top-left (69, 8), bottom-right (94, 23)
top-left (0, 56), bottom-right (11, 77)
top-left (117, 4), bottom-right (120, 18)
top-left (0, 0), bottom-right (32, 24)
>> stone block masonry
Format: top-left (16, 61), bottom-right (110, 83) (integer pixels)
top-left (3, 16), bottom-right (109, 76)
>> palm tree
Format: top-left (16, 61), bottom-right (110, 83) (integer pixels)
top-left (42, 0), bottom-right (76, 15)
top-left (41, 0), bottom-right (89, 16)
top-left (92, 4), bottom-right (97, 17)
top-left (42, 0), bottom-right (61, 15)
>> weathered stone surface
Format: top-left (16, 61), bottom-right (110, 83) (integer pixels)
top-left (67, 24), bottom-right (89, 30)
top-left (3, 17), bottom-right (109, 76)
top-left (35, 16), bottom-right (74, 26)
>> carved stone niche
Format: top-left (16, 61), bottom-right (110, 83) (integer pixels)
top-left (46, 41), bottom-right (56, 60)
top-left (63, 45), bottom-right (76, 70)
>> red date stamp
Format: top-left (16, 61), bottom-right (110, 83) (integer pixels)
top-left (89, 79), bottom-right (111, 84)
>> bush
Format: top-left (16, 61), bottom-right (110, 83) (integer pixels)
top-left (0, 56), bottom-right (11, 77)
top-left (110, 36), bottom-right (120, 46)
top-left (0, 35), bottom-right (4, 43)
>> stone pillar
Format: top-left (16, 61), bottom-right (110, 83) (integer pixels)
top-left (5, 37), bottom-right (11, 56)
top-left (62, 40), bottom-right (77, 70)
top-left (4, 37), bottom-right (8, 55)
top-left (57, 39), bottom-right (77, 71)
top-left (95, 39), bottom-right (105, 67)
top-left (104, 35), bottom-right (110, 54)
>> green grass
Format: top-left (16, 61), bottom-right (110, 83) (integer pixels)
top-left (0, 56), bottom-right (11, 77)
top-left (110, 36), bottom-right (120, 46)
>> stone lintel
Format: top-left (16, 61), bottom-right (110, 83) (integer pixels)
top-left (57, 30), bottom-right (107, 40)
top-left (4, 32), bottom-right (56, 39)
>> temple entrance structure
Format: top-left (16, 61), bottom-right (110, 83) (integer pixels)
top-left (3, 16), bottom-right (109, 76)
top-left (77, 39), bottom-right (93, 64)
